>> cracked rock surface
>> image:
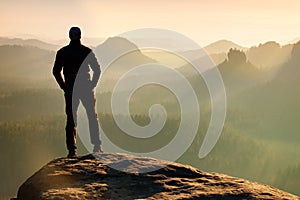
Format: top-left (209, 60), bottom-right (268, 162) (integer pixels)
top-left (16, 153), bottom-right (299, 200)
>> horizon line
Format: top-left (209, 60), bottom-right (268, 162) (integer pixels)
top-left (0, 34), bottom-right (299, 48)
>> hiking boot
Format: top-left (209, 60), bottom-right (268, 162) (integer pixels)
top-left (67, 150), bottom-right (78, 158)
top-left (93, 145), bottom-right (103, 153)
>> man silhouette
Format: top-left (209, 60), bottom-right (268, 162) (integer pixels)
top-left (52, 27), bottom-right (102, 158)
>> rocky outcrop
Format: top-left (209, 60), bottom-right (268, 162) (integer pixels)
top-left (16, 153), bottom-right (299, 200)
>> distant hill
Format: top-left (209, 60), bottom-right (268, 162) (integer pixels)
top-left (274, 40), bottom-right (300, 83)
top-left (0, 45), bottom-right (55, 79)
top-left (0, 37), bottom-right (106, 51)
top-left (247, 41), bottom-right (293, 69)
top-left (90, 37), bottom-right (158, 92)
top-left (217, 49), bottom-right (266, 94)
top-left (51, 37), bottom-right (106, 48)
top-left (0, 36), bottom-right (299, 93)
top-left (137, 39), bottom-right (247, 67)
top-left (0, 37), bottom-right (59, 51)
top-left (227, 41), bottom-right (300, 144)
top-left (204, 39), bottom-right (248, 54)
top-left (0, 37), bottom-right (156, 88)
top-left (94, 36), bottom-right (156, 71)
top-left (180, 40), bottom-right (247, 67)
top-left (94, 36), bottom-right (146, 68)
top-left (190, 40), bottom-right (294, 69)
top-left (1, 36), bottom-right (296, 70)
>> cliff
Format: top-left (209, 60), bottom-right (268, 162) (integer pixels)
top-left (15, 153), bottom-right (299, 200)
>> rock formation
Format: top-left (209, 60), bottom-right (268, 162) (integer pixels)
top-left (15, 153), bottom-right (299, 200)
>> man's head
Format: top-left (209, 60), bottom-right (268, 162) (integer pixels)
top-left (69, 27), bottom-right (81, 41)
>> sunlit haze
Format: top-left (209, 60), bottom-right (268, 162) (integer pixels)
top-left (1, 0), bottom-right (300, 46)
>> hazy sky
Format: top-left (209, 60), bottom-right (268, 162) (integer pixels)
top-left (1, 0), bottom-right (300, 46)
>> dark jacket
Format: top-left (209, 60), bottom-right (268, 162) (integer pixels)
top-left (52, 40), bottom-right (101, 91)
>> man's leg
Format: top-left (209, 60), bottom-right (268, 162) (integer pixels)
top-left (81, 89), bottom-right (102, 153)
top-left (65, 91), bottom-right (80, 157)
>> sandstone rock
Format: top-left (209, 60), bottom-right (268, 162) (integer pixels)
top-left (16, 153), bottom-right (299, 200)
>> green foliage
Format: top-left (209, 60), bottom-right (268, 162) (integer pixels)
top-left (274, 163), bottom-right (300, 195)
top-left (0, 89), bottom-right (64, 121)
top-left (0, 116), bottom-right (88, 197)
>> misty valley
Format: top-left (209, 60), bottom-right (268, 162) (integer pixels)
top-left (0, 37), bottom-right (300, 199)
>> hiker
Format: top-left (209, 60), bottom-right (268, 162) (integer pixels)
top-left (52, 27), bottom-right (102, 158)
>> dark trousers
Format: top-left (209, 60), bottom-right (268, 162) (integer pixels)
top-left (64, 88), bottom-right (101, 151)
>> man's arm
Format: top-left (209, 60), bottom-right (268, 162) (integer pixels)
top-left (52, 51), bottom-right (66, 91)
top-left (88, 51), bottom-right (101, 88)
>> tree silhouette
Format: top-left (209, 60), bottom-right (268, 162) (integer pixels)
top-left (291, 40), bottom-right (300, 62)
top-left (227, 48), bottom-right (247, 65)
